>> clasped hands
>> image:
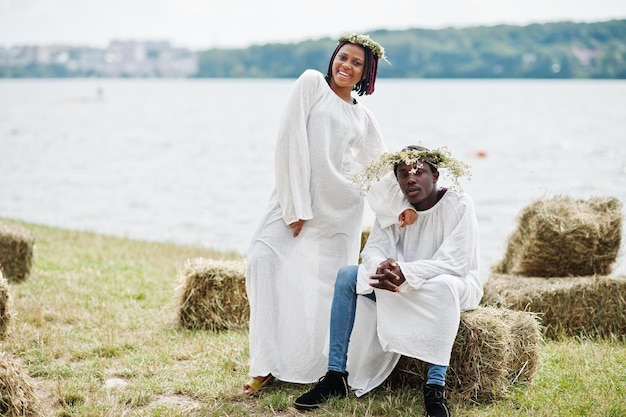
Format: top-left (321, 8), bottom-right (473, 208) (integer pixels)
top-left (370, 258), bottom-right (406, 292)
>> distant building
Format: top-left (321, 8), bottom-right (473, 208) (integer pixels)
top-left (0, 40), bottom-right (199, 78)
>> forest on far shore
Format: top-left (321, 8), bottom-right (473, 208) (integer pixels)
top-left (197, 19), bottom-right (626, 79)
top-left (2, 20), bottom-right (625, 79)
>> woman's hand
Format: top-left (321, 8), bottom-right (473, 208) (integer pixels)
top-left (398, 209), bottom-right (417, 228)
top-left (289, 219), bottom-right (305, 237)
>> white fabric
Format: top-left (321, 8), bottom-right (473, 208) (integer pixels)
top-left (246, 69), bottom-right (390, 383)
top-left (348, 189), bottom-right (484, 396)
top-left (366, 171), bottom-right (414, 228)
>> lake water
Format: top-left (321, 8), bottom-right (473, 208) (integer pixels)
top-left (1, 78), bottom-right (625, 282)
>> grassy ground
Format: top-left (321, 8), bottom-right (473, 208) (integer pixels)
top-left (1, 218), bottom-right (625, 416)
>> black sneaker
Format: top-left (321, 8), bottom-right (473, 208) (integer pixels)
top-left (423, 384), bottom-right (450, 417)
top-left (294, 370), bottom-right (349, 411)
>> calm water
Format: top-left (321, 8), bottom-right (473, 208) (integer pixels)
top-left (1, 78), bottom-right (625, 282)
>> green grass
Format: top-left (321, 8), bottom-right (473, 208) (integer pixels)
top-left (2, 218), bottom-right (625, 416)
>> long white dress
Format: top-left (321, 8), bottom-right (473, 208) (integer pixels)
top-left (345, 189), bottom-right (484, 396)
top-left (246, 69), bottom-right (388, 383)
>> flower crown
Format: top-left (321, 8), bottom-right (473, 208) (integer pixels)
top-left (352, 146), bottom-right (472, 193)
top-left (338, 32), bottom-right (388, 63)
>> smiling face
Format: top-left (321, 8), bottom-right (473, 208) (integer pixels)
top-left (328, 43), bottom-right (365, 100)
top-left (396, 160), bottom-right (440, 211)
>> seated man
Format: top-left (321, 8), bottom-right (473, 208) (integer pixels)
top-left (294, 145), bottom-right (483, 417)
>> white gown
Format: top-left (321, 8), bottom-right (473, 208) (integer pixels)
top-left (347, 188), bottom-right (484, 396)
top-left (246, 69), bottom-right (393, 383)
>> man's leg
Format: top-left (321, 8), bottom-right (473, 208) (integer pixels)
top-left (295, 265), bottom-right (366, 410)
top-left (426, 364), bottom-right (447, 386)
top-left (424, 363), bottom-right (450, 417)
top-left (328, 264), bottom-right (361, 373)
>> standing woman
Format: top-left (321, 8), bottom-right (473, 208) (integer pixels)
top-left (244, 33), bottom-right (392, 395)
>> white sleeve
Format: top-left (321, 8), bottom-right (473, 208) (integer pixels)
top-left (398, 194), bottom-right (480, 290)
top-left (274, 70), bottom-right (322, 225)
top-left (356, 218), bottom-right (399, 294)
top-left (365, 171), bottom-right (415, 228)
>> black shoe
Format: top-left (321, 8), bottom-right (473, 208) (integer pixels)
top-left (423, 384), bottom-right (450, 417)
top-left (294, 370), bottom-right (349, 411)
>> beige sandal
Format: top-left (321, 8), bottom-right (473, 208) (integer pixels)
top-left (243, 374), bottom-right (274, 396)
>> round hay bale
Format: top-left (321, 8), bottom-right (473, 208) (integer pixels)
top-left (388, 306), bottom-right (542, 401)
top-left (177, 258), bottom-right (248, 331)
top-left (493, 195), bottom-right (622, 277)
top-left (0, 352), bottom-right (44, 417)
top-left (483, 273), bottom-right (626, 339)
top-left (0, 221), bottom-right (36, 283)
top-left (0, 270), bottom-right (12, 339)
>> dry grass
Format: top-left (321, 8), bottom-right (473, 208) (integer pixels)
top-left (493, 195), bottom-right (622, 277)
top-left (0, 352), bottom-right (45, 417)
top-left (502, 308), bottom-right (543, 384)
top-left (0, 217), bottom-right (624, 416)
top-left (0, 270), bottom-right (11, 339)
top-left (483, 273), bottom-right (626, 339)
top-left (388, 306), bottom-right (542, 401)
top-left (177, 259), bottom-right (546, 402)
top-left (177, 258), bottom-right (248, 331)
top-left (0, 221), bottom-right (36, 282)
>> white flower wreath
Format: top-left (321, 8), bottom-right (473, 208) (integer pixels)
top-left (352, 146), bottom-right (472, 194)
top-left (338, 32), bottom-right (388, 63)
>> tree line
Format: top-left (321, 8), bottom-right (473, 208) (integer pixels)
top-left (196, 19), bottom-right (626, 79)
top-left (2, 19), bottom-right (624, 78)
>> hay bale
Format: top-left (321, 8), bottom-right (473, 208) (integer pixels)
top-left (359, 228), bottom-right (371, 263)
top-left (446, 307), bottom-right (512, 400)
top-left (493, 195), bottom-right (622, 277)
top-left (177, 258), bottom-right (248, 331)
top-left (497, 308), bottom-right (543, 384)
top-left (0, 221), bottom-right (36, 282)
top-left (0, 352), bottom-right (44, 417)
top-left (360, 228), bottom-right (371, 254)
top-left (483, 273), bottom-right (626, 339)
top-left (388, 306), bottom-right (542, 402)
top-left (0, 271), bottom-right (11, 339)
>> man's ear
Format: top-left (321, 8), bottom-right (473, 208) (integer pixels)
top-left (433, 171), bottom-right (439, 183)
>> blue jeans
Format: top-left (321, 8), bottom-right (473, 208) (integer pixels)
top-left (327, 265), bottom-right (448, 387)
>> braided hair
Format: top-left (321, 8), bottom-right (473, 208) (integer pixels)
top-left (325, 41), bottom-right (380, 96)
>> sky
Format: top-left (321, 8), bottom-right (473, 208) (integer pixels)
top-left (1, 0), bottom-right (626, 50)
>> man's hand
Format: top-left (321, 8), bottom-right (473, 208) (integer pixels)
top-left (370, 258), bottom-right (406, 292)
top-left (399, 209), bottom-right (417, 228)
top-left (289, 219), bottom-right (305, 237)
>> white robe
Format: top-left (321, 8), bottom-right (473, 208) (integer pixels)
top-left (346, 188), bottom-right (484, 396)
top-left (246, 69), bottom-right (390, 383)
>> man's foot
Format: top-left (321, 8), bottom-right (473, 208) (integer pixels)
top-left (423, 384), bottom-right (450, 417)
top-left (293, 370), bottom-right (348, 411)
top-left (243, 374), bottom-right (273, 396)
